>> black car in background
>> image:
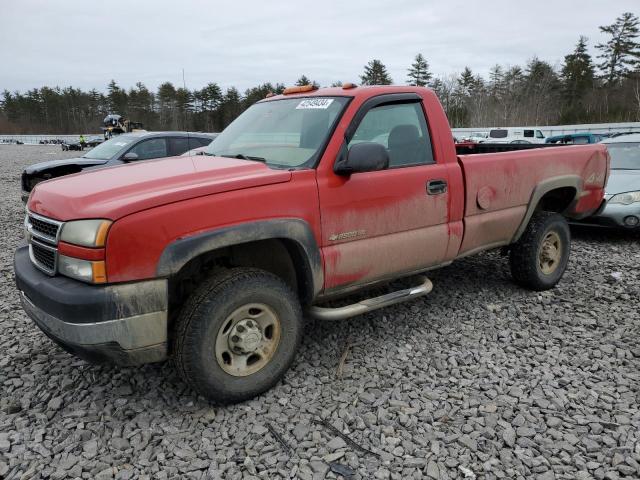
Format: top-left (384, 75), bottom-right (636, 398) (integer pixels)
top-left (21, 131), bottom-right (217, 202)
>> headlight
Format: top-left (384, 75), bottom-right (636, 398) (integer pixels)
top-left (60, 219), bottom-right (112, 247)
top-left (609, 191), bottom-right (640, 205)
top-left (58, 255), bottom-right (107, 284)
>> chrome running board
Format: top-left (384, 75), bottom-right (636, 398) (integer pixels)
top-left (307, 276), bottom-right (433, 321)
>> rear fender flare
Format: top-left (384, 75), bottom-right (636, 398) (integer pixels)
top-left (156, 219), bottom-right (323, 298)
top-left (512, 175), bottom-right (582, 242)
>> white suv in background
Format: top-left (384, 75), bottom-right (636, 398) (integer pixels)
top-left (487, 128), bottom-right (546, 144)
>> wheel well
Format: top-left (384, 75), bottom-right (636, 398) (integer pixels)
top-left (167, 238), bottom-right (313, 323)
top-left (536, 187), bottom-right (577, 213)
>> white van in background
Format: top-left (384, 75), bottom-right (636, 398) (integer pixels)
top-left (462, 131), bottom-right (489, 142)
top-left (487, 128), bottom-right (546, 144)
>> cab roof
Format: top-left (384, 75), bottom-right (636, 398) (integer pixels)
top-left (259, 85), bottom-right (433, 103)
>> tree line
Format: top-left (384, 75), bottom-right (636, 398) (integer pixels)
top-left (1, 12), bottom-right (638, 134)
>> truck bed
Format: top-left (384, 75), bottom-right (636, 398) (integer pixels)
top-left (455, 144), bottom-right (609, 257)
top-left (455, 142), bottom-right (568, 155)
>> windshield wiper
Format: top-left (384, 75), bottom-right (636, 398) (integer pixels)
top-left (219, 153), bottom-right (267, 163)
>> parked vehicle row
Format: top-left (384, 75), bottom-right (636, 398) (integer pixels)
top-left (61, 136), bottom-right (104, 151)
top-left (545, 132), bottom-right (607, 144)
top-left (15, 85), bottom-right (609, 403)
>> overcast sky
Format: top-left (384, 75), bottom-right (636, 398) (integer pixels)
top-left (1, 0), bottom-right (637, 94)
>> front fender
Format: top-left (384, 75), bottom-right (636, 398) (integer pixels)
top-left (156, 218), bottom-right (323, 298)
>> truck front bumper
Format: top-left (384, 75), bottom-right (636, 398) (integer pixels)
top-left (14, 246), bottom-right (168, 366)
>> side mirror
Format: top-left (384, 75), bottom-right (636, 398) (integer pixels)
top-left (122, 152), bottom-right (139, 162)
top-left (334, 142), bottom-right (389, 175)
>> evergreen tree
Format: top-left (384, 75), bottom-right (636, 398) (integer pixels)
top-left (243, 83), bottom-right (279, 109)
top-left (360, 59), bottom-right (393, 85)
top-left (429, 78), bottom-right (444, 97)
top-left (295, 75), bottom-right (318, 87)
top-left (561, 36), bottom-right (595, 104)
top-left (596, 12), bottom-right (640, 84)
top-left (456, 67), bottom-right (478, 96)
top-left (196, 83), bottom-right (222, 131)
top-left (524, 57), bottom-right (561, 124)
top-left (218, 87), bottom-right (243, 129)
top-left (406, 53), bottom-right (432, 87)
top-left (199, 83), bottom-right (222, 112)
top-left (174, 87), bottom-right (193, 130)
top-left (488, 65), bottom-right (505, 98)
top-left (106, 80), bottom-right (127, 115)
top-left (295, 75), bottom-right (309, 86)
top-left (157, 82), bottom-right (177, 128)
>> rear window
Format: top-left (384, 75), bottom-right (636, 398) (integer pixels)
top-left (489, 130), bottom-right (508, 139)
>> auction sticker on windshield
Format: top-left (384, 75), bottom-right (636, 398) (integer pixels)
top-left (296, 98), bottom-right (334, 109)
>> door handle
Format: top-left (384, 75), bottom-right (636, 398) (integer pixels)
top-left (427, 179), bottom-right (447, 195)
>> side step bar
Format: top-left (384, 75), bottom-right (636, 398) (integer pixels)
top-left (307, 276), bottom-right (433, 321)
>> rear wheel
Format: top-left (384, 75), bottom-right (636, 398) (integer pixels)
top-left (509, 212), bottom-right (571, 291)
top-left (173, 268), bottom-right (303, 404)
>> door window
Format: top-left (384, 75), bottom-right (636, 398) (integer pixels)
top-left (168, 137), bottom-right (190, 156)
top-left (192, 137), bottom-right (213, 148)
top-left (348, 102), bottom-right (434, 167)
top-left (128, 138), bottom-right (168, 160)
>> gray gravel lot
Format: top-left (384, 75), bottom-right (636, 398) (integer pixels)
top-left (1, 144), bottom-right (639, 480)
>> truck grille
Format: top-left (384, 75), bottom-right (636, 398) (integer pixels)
top-left (25, 212), bottom-right (63, 275)
top-left (30, 240), bottom-right (57, 274)
top-left (29, 216), bottom-right (60, 241)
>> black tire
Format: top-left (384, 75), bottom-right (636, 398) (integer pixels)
top-left (173, 268), bottom-right (303, 404)
top-left (509, 212), bottom-right (571, 291)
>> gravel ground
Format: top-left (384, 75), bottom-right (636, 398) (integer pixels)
top-left (1, 144), bottom-right (639, 480)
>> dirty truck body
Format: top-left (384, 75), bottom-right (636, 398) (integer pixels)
top-left (15, 86), bottom-right (609, 403)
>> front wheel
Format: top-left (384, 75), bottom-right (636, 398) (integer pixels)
top-left (173, 268), bottom-right (303, 404)
top-left (509, 212), bottom-right (571, 291)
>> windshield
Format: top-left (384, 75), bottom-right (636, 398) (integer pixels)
top-left (206, 96), bottom-right (350, 168)
top-left (82, 135), bottom-right (135, 160)
top-left (606, 143), bottom-right (640, 170)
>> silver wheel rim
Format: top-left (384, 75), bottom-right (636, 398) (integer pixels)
top-left (538, 231), bottom-right (562, 275)
top-left (214, 303), bottom-right (281, 377)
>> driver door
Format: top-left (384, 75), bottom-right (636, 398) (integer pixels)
top-left (318, 96), bottom-right (451, 292)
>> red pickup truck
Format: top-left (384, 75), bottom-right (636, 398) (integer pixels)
top-left (15, 85), bottom-right (609, 403)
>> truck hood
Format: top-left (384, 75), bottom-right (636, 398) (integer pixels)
top-left (605, 169), bottom-right (640, 196)
top-left (23, 157), bottom-right (109, 175)
top-left (28, 155), bottom-right (292, 221)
